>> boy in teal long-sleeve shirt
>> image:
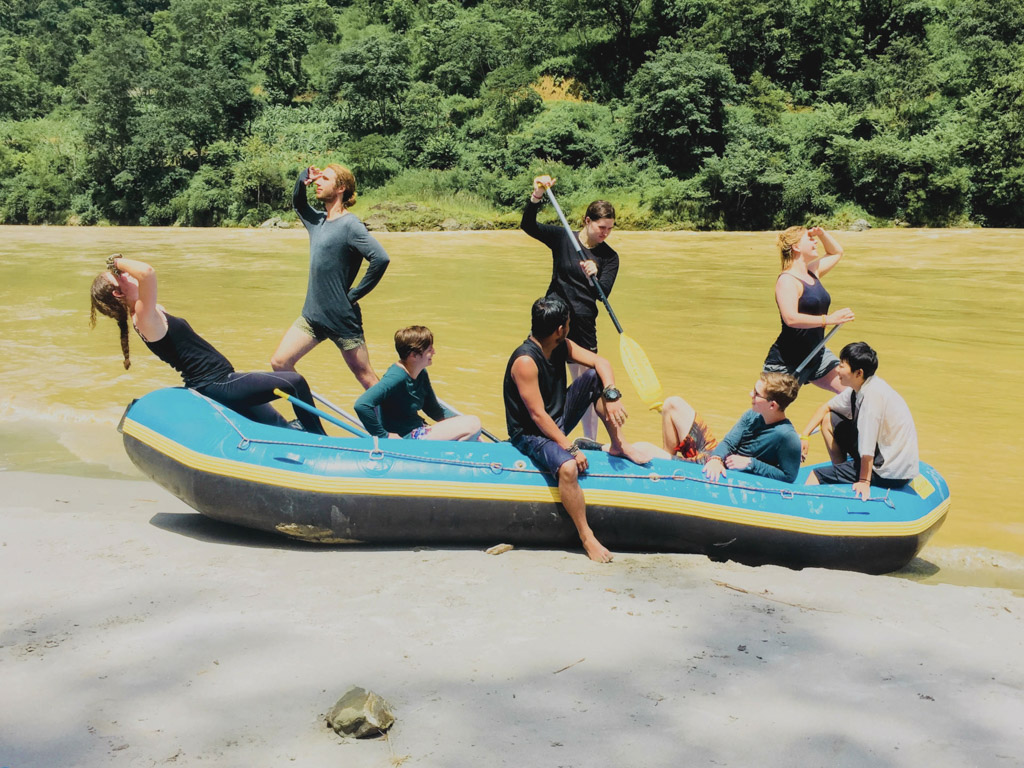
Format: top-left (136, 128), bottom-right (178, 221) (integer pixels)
top-left (702, 372), bottom-right (802, 483)
top-left (354, 326), bottom-right (481, 441)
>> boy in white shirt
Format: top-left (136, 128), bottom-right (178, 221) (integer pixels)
top-left (801, 342), bottom-right (919, 499)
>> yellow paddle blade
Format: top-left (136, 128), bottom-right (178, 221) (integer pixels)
top-left (619, 333), bottom-right (663, 411)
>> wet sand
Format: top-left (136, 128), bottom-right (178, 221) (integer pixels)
top-left (2, 471), bottom-right (1022, 767)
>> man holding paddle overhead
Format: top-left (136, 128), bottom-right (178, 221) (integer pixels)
top-left (503, 296), bottom-right (650, 563)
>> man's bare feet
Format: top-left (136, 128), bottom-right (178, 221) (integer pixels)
top-left (582, 535), bottom-right (613, 563)
top-left (608, 440), bottom-right (652, 466)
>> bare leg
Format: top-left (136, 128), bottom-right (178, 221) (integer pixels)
top-left (594, 399), bottom-right (651, 465)
top-left (633, 441), bottom-right (672, 460)
top-left (341, 344), bottom-right (379, 390)
top-left (812, 368), bottom-right (845, 393)
top-left (569, 363), bottom-right (599, 440)
top-left (820, 412), bottom-right (847, 464)
top-left (271, 326), bottom-right (320, 372)
top-left (660, 395), bottom-right (697, 452)
top-left (421, 415), bottom-right (482, 441)
top-left (557, 459), bottom-right (611, 563)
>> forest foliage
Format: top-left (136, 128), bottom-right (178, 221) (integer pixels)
top-left (2, 0), bottom-right (1023, 229)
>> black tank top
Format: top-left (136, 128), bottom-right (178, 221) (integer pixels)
top-left (764, 271), bottom-right (831, 370)
top-left (503, 338), bottom-right (569, 439)
top-left (140, 313), bottom-right (234, 389)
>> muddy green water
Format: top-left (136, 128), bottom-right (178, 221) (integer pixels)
top-left (2, 225), bottom-right (1021, 586)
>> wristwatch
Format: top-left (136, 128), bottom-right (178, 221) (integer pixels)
top-left (602, 386), bottom-right (622, 402)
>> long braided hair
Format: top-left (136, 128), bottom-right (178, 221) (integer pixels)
top-left (90, 273), bottom-right (132, 369)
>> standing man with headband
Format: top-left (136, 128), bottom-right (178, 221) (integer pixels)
top-left (271, 163), bottom-right (390, 390)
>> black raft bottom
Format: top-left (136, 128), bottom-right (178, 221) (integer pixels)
top-left (125, 434), bottom-right (942, 575)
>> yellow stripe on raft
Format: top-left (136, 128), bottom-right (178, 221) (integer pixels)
top-left (123, 418), bottom-right (948, 539)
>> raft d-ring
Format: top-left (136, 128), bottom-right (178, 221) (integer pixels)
top-left (883, 496), bottom-right (896, 509)
top-left (648, 472), bottom-right (661, 482)
top-left (780, 489), bottom-right (795, 499)
top-left (237, 439), bottom-right (250, 450)
top-left (489, 462), bottom-right (504, 474)
top-left (513, 460), bottom-right (527, 470)
top-left (368, 448), bottom-right (385, 461)
top-left (670, 469), bottom-right (687, 481)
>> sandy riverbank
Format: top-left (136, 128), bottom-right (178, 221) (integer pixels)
top-left (2, 471), bottom-right (1022, 767)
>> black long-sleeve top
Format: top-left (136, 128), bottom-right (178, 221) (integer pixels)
top-left (520, 199), bottom-right (618, 322)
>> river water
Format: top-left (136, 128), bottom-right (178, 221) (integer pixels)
top-left (2, 225), bottom-right (1021, 587)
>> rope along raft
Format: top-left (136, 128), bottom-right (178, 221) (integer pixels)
top-left (201, 392), bottom-right (899, 510)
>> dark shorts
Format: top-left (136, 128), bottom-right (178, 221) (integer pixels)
top-left (510, 369), bottom-right (603, 475)
top-left (294, 316), bottom-right (365, 352)
top-left (812, 461), bottom-right (912, 489)
top-left (763, 347), bottom-right (840, 383)
top-left (567, 314), bottom-right (598, 352)
top-left (812, 413), bottom-right (910, 488)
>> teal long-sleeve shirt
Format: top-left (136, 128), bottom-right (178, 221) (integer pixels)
top-left (293, 169), bottom-right (390, 338)
top-left (354, 363), bottom-right (454, 438)
top-left (710, 410), bottom-right (802, 483)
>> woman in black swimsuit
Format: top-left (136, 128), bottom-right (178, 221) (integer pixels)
top-left (90, 256), bottom-right (325, 434)
top-left (763, 226), bottom-right (855, 392)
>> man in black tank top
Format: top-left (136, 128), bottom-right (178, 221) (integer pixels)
top-left (503, 297), bottom-right (650, 563)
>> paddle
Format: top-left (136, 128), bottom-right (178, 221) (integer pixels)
top-left (273, 389), bottom-right (367, 437)
top-left (436, 396), bottom-right (502, 442)
top-left (793, 324), bottom-right (842, 384)
top-left (543, 186), bottom-right (663, 410)
top-left (312, 390), bottom-right (370, 435)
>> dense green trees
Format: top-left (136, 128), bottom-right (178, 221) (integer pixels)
top-left (1, 0), bottom-right (1022, 228)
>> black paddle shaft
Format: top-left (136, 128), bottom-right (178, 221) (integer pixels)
top-left (793, 325), bottom-right (841, 384)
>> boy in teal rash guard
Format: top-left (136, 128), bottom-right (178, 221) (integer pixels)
top-left (354, 326), bottom-right (482, 441)
top-left (627, 372), bottom-right (802, 483)
top-left (702, 372), bottom-right (803, 483)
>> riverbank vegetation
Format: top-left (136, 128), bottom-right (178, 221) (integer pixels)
top-left (2, 0), bottom-right (1023, 229)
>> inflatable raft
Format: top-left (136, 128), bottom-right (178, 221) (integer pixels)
top-left (120, 388), bottom-right (950, 574)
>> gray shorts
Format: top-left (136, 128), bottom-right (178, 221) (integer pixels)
top-left (293, 316), bottom-right (365, 352)
top-left (763, 347), bottom-right (840, 383)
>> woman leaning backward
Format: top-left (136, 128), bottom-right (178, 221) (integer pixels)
top-left (90, 255), bottom-right (326, 435)
top-left (763, 226), bottom-right (855, 392)
top-left (521, 175), bottom-right (620, 440)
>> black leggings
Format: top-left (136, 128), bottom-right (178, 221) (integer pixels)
top-left (196, 371), bottom-right (326, 435)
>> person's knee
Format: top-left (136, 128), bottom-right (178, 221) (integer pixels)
top-left (662, 396), bottom-right (685, 414)
top-left (465, 415), bottom-right (482, 433)
top-left (558, 460), bottom-right (578, 483)
top-left (270, 353), bottom-right (290, 371)
top-left (577, 367), bottom-right (600, 391)
top-left (342, 345), bottom-right (370, 367)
